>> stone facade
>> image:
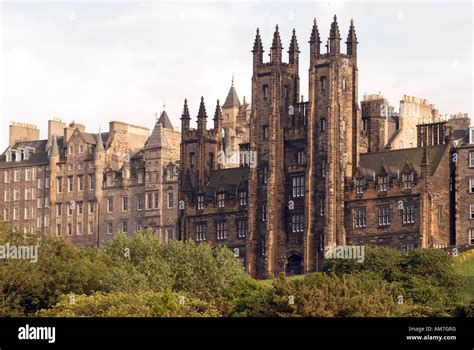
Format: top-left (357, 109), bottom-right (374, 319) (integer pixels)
top-left (0, 114), bottom-right (180, 247)
top-left (178, 16), bottom-right (472, 279)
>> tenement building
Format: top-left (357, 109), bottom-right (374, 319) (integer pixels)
top-left (0, 112), bottom-right (181, 247)
top-left (177, 16), bottom-right (472, 278)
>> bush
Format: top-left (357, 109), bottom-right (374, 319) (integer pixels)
top-left (36, 291), bottom-right (221, 317)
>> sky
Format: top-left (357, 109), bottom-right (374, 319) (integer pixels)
top-left (0, 0), bottom-right (472, 150)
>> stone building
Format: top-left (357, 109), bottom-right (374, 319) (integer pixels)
top-left (178, 16), bottom-right (472, 279)
top-left (0, 113), bottom-right (180, 247)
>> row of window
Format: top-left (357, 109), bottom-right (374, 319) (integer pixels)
top-left (197, 191), bottom-right (248, 210)
top-left (355, 173), bottom-right (414, 194)
top-left (4, 188), bottom-right (39, 202)
top-left (195, 219), bottom-right (248, 242)
top-left (3, 168), bottom-right (38, 183)
top-left (353, 204), bottom-right (416, 228)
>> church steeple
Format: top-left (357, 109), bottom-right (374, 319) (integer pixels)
top-left (270, 25), bottom-right (283, 63)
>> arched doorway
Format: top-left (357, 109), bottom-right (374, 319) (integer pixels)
top-left (286, 255), bottom-right (303, 276)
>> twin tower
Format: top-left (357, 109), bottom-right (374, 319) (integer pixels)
top-left (179, 16), bottom-right (362, 278)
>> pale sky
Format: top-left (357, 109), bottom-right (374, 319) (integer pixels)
top-left (0, 0), bottom-right (472, 150)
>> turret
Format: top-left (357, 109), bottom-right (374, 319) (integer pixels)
top-left (270, 25), bottom-right (283, 64)
top-left (288, 28), bottom-right (299, 66)
top-left (346, 19), bottom-right (358, 58)
top-left (328, 15), bottom-right (341, 55)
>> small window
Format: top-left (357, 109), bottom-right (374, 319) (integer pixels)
top-left (107, 173), bottom-right (114, 187)
top-left (263, 85), bottom-right (269, 99)
top-left (262, 125), bottom-right (269, 139)
top-left (469, 228), bottom-right (474, 245)
top-left (122, 196), bottom-right (128, 211)
top-left (320, 118), bottom-right (327, 132)
top-left (402, 203), bottom-right (415, 224)
top-left (137, 194), bottom-right (145, 211)
top-left (67, 176), bottom-right (73, 192)
top-left (297, 151), bottom-right (306, 165)
top-left (262, 204), bottom-right (267, 222)
top-left (79, 145), bottom-right (84, 154)
top-left (379, 176), bottom-right (389, 193)
top-left (88, 222), bottom-right (94, 235)
top-left (354, 208), bottom-right (367, 228)
top-left (239, 191), bottom-right (247, 206)
top-left (321, 160), bottom-right (326, 178)
top-left (190, 153), bottom-right (196, 167)
top-left (67, 223), bottom-right (72, 236)
top-left (107, 222), bottom-right (113, 235)
top-left (216, 221), bottom-right (227, 240)
top-left (319, 198), bottom-right (325, 216)
top-left (197, 195), bottom-right (205, 210)
top-left (291, 214), bottom-right (304, 233)
top-left (469, 179), bottom-right (474, 193)
top-left (262, 166), bottom-right (268, 184)
top-left (355, 179), bottom-right (365, 195)
top-left (469, 152), bottom-right (474, 168)
top-left (136, 220), bottom-right (144, 232)
top-left (154, 192), bottom-right (160, 209)
top-left (403, 173), bottom-right (413, 190)
top-left (292, 175), bottom-right (305, 197)
top-left (107, 198), bottom-right (113, 213)
top-left (320, 77), bottom-right (327, 91)
top-left (470, 204), bottom-right (474, 220)
top-left (56, 203), bottom-right (62, 216)
top-left (78, 175), bottom-right (83, 191)
top-left (167, 192), bottom-right (174, 208)
top-left (137, 172), bottom-right (144, 184)
top-left (121, 220), bottom-right (128, 234)
top-left (217, 192), bottom-right (225, 208)
top-left (89, 174), bottom-right (95, 190)
top-left (77, 222), bottom-right (83, 235)
top-left (196, 223), bottom-right (207, 242)
top-left (237, 219), bottom-right (248, 238)
top-left (378, 206), bottom-right (390, 227)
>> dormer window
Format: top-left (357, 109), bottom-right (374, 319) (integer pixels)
top-left (403, 173), bottom-right (413, 190)
top-left (15, 150), bottom-right (21, 162)
top-left (355, 179), bottom-right (365, 194)
top-left (197, 195), bottom-right (205, 210)
top-left (5, 150), bottom-right (12, 162)
top-left (239, 190), bottom-right (247, 206)
top-left (379, 176), bottom-right (389, 193)
top-left (217, 192), bottom-right (225, 208)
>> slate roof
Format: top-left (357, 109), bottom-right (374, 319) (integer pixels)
top-left (157, 111), bottom-right (174, 130)
top-left (0, 132), bottom-right (110, 168)
top-left (222, 85), bottom-right (241, 109)
top-left (205, 167), bottom-right (249, 197)
top-left (359, 144), bottom-right (448, 177)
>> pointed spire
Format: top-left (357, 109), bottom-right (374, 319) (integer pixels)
top-left (270, 25), bottom-right (283, 63)
top-left (50, 135), bottom-right (59, 158)
top-left (197, 96), bottom-right (207, 131)
top-left (95, 130), bottom-right (104, 152)
top-left (329, 15), bottom-right (341, 55)
top-left (288, 28), bottom-right (299, 65)
top-left (346, 18), bottom-right (358, 57)
top-left (157, 110), bottom-right (174, 130)
top-left (309, 18), bottom-right (322, 59)
top-left (222, 77), bottom-right (241, 109)
top-left (214, 99), bottom-right (222, 131)
top-left (252, 28), bottom-right (264, 66)
top-left (181, 98), bottom-right (190, 131)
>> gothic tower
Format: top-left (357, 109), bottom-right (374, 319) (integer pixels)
top-left (307, 16), bottom-right (360, 271)
top-left (247, 26), bottom-right (300, 278)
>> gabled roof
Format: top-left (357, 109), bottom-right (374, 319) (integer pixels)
top-left (222, 85), bottom-right (241, 109)
top-left (157, 110), bottom-right (174, 130)
top-left (359, 144), bottom-right (448, 177)
top-left (205, 167), bottom-right (249, 197)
